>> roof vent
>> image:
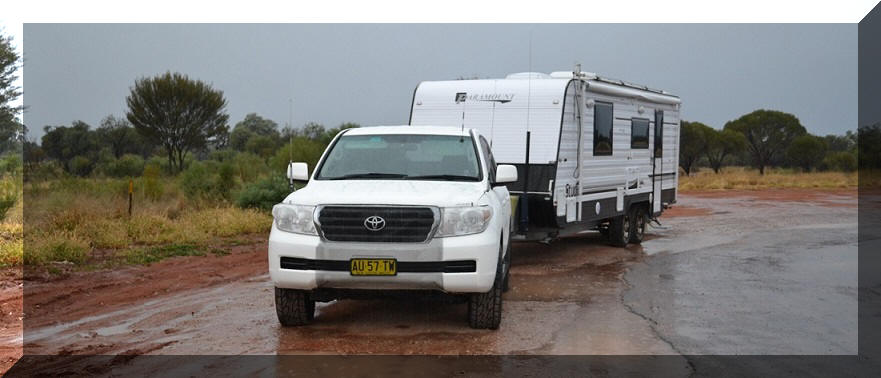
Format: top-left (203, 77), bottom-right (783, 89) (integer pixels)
top-left (506, 72), bottom-right (552, 80)
top-left (550, 71), bottom-right (598, 79)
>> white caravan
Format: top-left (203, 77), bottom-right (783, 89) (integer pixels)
top-left (409, 68), bottom-right (681, 246)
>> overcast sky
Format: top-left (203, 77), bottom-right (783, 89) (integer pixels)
top-left (23, 23), bottom-right (856, 140)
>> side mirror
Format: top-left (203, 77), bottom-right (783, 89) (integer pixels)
top-left (494, 164), bottom-right (518, 185)
top-left (287, 162), bottom-right (309, 182)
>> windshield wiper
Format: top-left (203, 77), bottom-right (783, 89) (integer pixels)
top-left (326, 172), bottom-right (409, 180)
top-left (405, 174), bottom-right (479, 181)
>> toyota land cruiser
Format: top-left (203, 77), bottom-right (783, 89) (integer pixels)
top-left (269, 126), bottom-right (517, 329)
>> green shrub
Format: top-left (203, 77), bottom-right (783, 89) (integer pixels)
top-left (142, 163), bottom-right (164, 200)
top-left (100, 154), bottom-right (145, 177)
top-left (232, 152), bottom-right (268, 183)
top-left (68, 155), bottom-right (94, 177)
top-left (209, 149), bottom-right (238, 163)
top-left (179, 162), bottom-right (217, 200)
top-left (26, 233), bottom-right (90, 265)
top-left (0, 154), bottom-right (22, 176)
top-left (0, 178), bottom-right (18, 221)
top-left (217, 162), bottom-right (236, 199)
top-left (146, 156), bottom-right (171, 174)
top-left (235, 175), bottom-right (291, 211)
top-left (27, 161), bottom-right (67, 181)
top-left (822, 151), bottom-right (857, 172)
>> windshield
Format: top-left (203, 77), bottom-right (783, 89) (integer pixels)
top-left (315, 134), bottom-right (482, 181)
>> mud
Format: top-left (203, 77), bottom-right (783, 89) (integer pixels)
top-left (0, 189), bottom-right (858, 375)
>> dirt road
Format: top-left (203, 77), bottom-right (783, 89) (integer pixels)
top-left (1, 189), bottom-right (858, 375)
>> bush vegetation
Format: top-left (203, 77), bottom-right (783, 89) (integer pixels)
top-left (18, 111), bottom-right (357, 268)
top-left (679, 166), bottom-right (857, 191)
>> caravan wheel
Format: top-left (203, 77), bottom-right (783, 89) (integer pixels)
top-left (608, 213), bottom-right (630, 247)
top-left (629, 205), bottom-right (647, 244)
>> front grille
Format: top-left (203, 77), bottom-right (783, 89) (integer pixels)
top-left (317, 206), bottom-right (436, 243)
top-left (280, 257), bottom-right (476, 273)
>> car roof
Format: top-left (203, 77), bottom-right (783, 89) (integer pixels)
top-left (343, 125), bottom-right (474, 137)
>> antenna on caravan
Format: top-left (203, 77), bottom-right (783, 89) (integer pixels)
top-left (520, 30), bottom-right (534, 235)
top-left (526, 31), bottom-right (532, 134)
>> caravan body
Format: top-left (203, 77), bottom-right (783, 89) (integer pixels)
top-left (409, 70), bottom-right (680, 240)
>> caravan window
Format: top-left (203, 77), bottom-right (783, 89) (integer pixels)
top-left (631, 118), bottom-right (649, 149)
top-left (593, 102), bottom-right (613, 156)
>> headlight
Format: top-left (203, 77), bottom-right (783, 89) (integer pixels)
top-left (272, 204), bottom-right (317, 235)
top-left (435, 206), bottom-right (493, 237)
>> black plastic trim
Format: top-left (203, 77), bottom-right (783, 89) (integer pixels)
top-left (280, 257), bottom-right (477, 273)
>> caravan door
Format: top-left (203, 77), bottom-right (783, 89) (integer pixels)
top-left (652, 110), bottom-right (664, 214)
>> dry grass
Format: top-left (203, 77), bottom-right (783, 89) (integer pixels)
top-left (23, 177), bottom-right (272, 266)
top-left (0, 176), bottom-right (23, 267)
top-left (679, 167), bottom-right (858, 191)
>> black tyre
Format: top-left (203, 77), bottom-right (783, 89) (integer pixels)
top-left (468, 243), bottom-right (504, 330)
top-left (608, 211), bottom-right (630, 248)
top-left (629, 205), bottom-right (647, 244)
top-left (275, 287), bottom-right (315, 326)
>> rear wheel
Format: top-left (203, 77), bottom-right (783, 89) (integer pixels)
top-left (629, 205), bottom-right (647, 244)
top-left (608, 211), bottom-right (631, 247)
top-left (275, 287), bottom-right (315, 326)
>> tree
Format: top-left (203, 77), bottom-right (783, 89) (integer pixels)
top-left (229, 113), bottom-right (280, 151)
top-left (0, 32), bottom-right (22, 155)
top-left (41, 121), bottom-right (98, 171)
top-left (823, 131), bottom-right (857, 153)
top-left (126, 72), bottom-right (229, 173)
top-left (320, 122), bottom-right (360, 144)
top-left (860, 123), bottom-right (881, 169)
top-left (96, 115), bottom-right (148, 158)
top-left (23, 140), bottom-right (44, 172)
top-left (724, 110), bottom-right (806, 175)
top-left (704, 128), bottom-right (747, 174)
top-left (245, 134), bottom-right (278, 159)
top-left (822, 151), bottom-right (857, 172)
top-left (679, 120), bottom-right (710, 176)
top-left (786, 134), bottom-right (826, 172)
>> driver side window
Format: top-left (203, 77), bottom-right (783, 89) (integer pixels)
top-left (479, 136), bottom-right (496, 183)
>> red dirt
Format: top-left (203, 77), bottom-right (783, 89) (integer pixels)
top-left (0, 268), bottom-right (23, 374)
top-left (23, 236), bottom-right (268, 328)
top-left (663, 206), bottom-right (713, 218)
top-left (0, 235), bottom-right (268, 375)
top-left (684, 188), bottom-right (857, 208)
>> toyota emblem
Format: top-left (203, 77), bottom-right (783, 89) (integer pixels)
top-left (364, 215), bottom-right (386, 231)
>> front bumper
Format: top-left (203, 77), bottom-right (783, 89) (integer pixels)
top-left (268, 224), bottom-right (500, 293)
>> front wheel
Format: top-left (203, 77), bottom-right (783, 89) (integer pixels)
top-left (468, 243), bottom-right (504, 329)
top-left (275, 287), bottom-right (315, 326)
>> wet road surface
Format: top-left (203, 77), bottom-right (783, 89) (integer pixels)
top-left (12, 190), bottom-right (857, 374)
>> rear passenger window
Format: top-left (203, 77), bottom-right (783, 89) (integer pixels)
top-left (593, 102), bottom-right (613, 156)
top-left (631, 118), bottom-right (649, 149)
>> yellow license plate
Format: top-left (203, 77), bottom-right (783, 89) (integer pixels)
top-left (350, 258), bottom-right (397, 276)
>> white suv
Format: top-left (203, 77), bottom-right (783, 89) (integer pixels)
top-left (268, 126), bottom-right (517, 329)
